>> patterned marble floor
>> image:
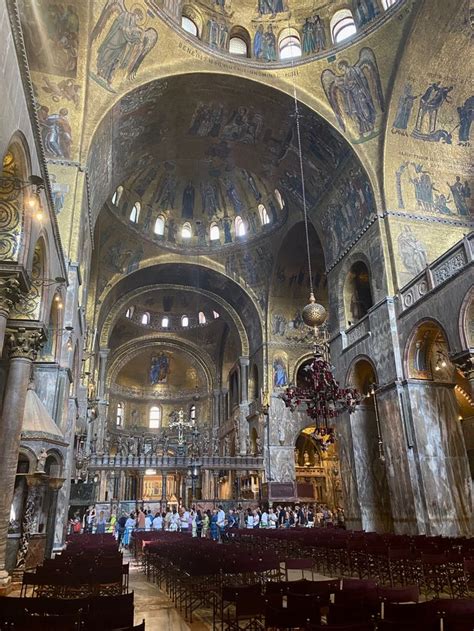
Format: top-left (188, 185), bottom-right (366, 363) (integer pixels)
top-left (129, 558), bottom-right (333, 630)
top-left (129, 562), bottom-right (211, 631)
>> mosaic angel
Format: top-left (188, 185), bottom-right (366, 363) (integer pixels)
top-left (321, 48), bottom-right (384, 138)
top-left (91, 0), bottom-right (158, 88)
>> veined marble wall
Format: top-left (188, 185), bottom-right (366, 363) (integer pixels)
top-left (405, 381), bottom-right (472, 536)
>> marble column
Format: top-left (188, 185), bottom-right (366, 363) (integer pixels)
top-left (213, 471), bottom-right (220, 503)
top-left (45, 477), bottom-right (64, 558)
top-left (0, 277), bottom-right (22, 356)
top-left (201, 469), bottom-right (212, 499)
top-left (212, 389), bottom-right (221, 427)
top-left (220, 389), bottom-right (229, 423)
top-left (98, 470), bottom-right (107, 501)
top-left (97, 349), bottom-right (110, 398)
top-left (335, 412), bottom-right (362, 530)
top-left (53, 395), bottom-right (77, 550)
top-left (119, 471), bottom-right (126, 500)
top-left (161, 473), bottom-right (167, 512)
top-left (96, 349), bottom-right (109, 451)
top-left (0, 328), bottom-right (43, 585)
top-left (137, 473), bottom-right (144, 503)
top-left (15, 474), bottom-right (44, 570)
top-left (239, 357), bottom-right (250, 404)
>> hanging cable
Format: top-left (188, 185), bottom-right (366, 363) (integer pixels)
top-left (289, 34), bottom-right (314, 298)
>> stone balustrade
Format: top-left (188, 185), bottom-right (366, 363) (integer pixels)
top-left (345, 314), bottom-right (371, 348)
top-left (399, 234), bottom-right (473, 313)
top-left (88, 454), bottom-right (264, 471)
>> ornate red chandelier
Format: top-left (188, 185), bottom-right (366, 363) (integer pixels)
top-left (280, 343), bottom-right (361, 428)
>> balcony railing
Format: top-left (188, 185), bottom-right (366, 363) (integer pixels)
top-left (399, 234), bottom-right (473, 313)
top-left (88, 454), bottom-right (265, 470)
top-left (344, 314), bottom-right (370, 348)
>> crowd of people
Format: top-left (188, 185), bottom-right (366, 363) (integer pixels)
top-left (70, 503), bottom-right (345, 546)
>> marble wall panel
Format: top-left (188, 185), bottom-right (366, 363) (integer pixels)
top-left (377, 387), bottom-right (424, 534)
top-left (335, 412), bottom-right (362, 530)
top-left (350, 405), bottom-right (394, 532)
top-left (407, 382), bottom-right (472, 536)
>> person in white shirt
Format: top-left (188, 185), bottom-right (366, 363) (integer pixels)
top-left (169, 508), bottom-right (180, 531)
top-left (253, 510), bottom-right (260, 528)
top-left (268, 508), bottom-right (278, 529)
top-left (152, 513), bottom-right (163, 530)
top-left (260, 510), bottom-right (269, 528)
top-left (181, 509), bottom-right (190, 531)
top-left (246, 509), bottom-right (254, 529)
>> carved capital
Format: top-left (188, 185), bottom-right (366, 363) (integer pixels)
top-left (7, 327), bottom-right (44, 361)
top-left (0, 276), bottom-right (22, 317)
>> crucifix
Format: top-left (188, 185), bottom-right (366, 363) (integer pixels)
top-left (169, 409), bottom-right (193, 445)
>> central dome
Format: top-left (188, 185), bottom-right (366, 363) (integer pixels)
top-left (91, 73), bottom-right (350, 252)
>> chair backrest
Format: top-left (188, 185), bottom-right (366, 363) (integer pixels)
top-left (342, 578), bottom-right (377, 591)
top-left (310, 623), bottom-right (376, 631)
top-left (377, 585), bottom-right (420, 603)
top-left (285, 558), bottom-right (314, 570)
top-left (10, 613), bottom-right (82, 630)
top-left (435, 598), bottom-right (474, 617)
top-left (384, 601), bottom-right (439, 623)
top-left (88, 591), bottom-right (134, 628)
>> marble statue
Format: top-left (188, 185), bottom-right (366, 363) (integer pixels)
top-left (36, 448), bottom-right (48, 473)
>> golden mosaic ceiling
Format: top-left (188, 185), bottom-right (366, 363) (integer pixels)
top-left (89, 72), bottom-right (360, 251)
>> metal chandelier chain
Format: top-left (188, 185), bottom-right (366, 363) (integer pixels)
top-left (289, 38), bottom-right (314, 298)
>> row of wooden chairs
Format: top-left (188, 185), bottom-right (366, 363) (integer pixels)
top-left (0, 592), bottom-right (143, 630)
top-left (233, 531), bottom-right (474, 598)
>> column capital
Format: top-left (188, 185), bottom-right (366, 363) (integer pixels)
top-left (0, 276), bottom-right (22, 317)
top-left (239, 356), bottom-right (250, 367)
top-left (6, 327), bottom-right (44, 361)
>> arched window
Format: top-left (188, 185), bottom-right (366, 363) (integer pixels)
top-left (235, 216), bottom-right (246, 237)
top-left (213, 310), bottom-right (220, 319)
top-left (229, 36), bottom-right (248, 56)
top-left (382, 0), bottom-right (398, 8)
top-left (331, 10), bottom-right (357, 44)
top-left (279, 28), bottom-right (302, 60)
top-left (116, 402), bottom-right (124, 427)
top-left (149, 406), bottom-right (161, 429)
top-left (141, 312), bottom-right (150, 325)
top-left (274, 188), bottom-right (284, 209)
top-left (125, 307), bottom-right (134, 319)
top-left (210, 222), bottom-right (220, 241)
top-left (181, 16), bottom-right (198, 36)
top-left (111, 185), bottom-right (123, 206)
top-left (190, 404), bottom-right (196, 423)
top-left (258, 203), bottom-right (270, 225)
top-left (129, 201), bottom-right (140, 223)
top-left (181, 315), bottom-right (189, 327)
top-left (198, 311), bottom-right (206, 324)
top-left (161, 316), bottom-right (169, 328)
top-left (344, 261), bottom-right (373, 326)
top-left (154, 215), bottom-right (165, 235)
top-left (182, 222), bottom-right (192, 239)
